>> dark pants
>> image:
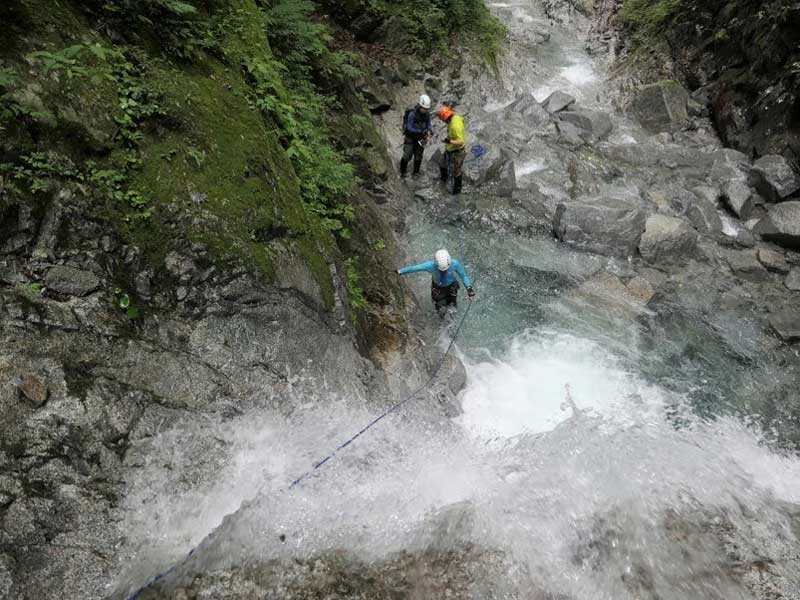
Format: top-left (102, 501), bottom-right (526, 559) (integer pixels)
top-left (440, 149), bottom-right (466, 194)
top-left (400, 137), bottom-right (425, 176)
top-left (431, 280), bottom-right (459, 316)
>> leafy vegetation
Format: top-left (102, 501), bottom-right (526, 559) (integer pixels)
top-left (620, 0), bottom-right (682, 34)
top-left (345, 256), bottom-right (368, 312)
top-left (75, 0), bottom-right (216, 60)
top-left (387, 0), bottom-right (507, 65)
top-left (113, 287), bottom-right (140, 319)
top-left (1, 41), bottom-right (161, 219)
top-left (319, 0), bottom-right (506, 65)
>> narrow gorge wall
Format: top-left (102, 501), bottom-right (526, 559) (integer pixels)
top-left (0, 0), bottom-right (502, 596)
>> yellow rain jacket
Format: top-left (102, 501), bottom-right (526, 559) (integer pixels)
top-left (446, 114), bottom-right (466, 153)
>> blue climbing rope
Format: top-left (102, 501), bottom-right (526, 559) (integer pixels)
top-left (289, 301), bottom-right (472, 490)
top-left (125, 299), bottom-right (473, 600)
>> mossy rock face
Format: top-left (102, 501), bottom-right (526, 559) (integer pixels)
top-left (2, 0), bottom-right (340, 310)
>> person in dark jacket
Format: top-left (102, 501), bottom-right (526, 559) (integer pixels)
top-left (400, 94), bottom-right (433, 178)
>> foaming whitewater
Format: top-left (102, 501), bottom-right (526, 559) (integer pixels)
top-left (118, 327), bottom-right (800, 598)
top-left (457, 331), bottom-right (665, 438)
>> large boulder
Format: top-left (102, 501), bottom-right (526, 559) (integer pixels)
top-left (490, 160), bottom-right (517, 197)
top-left (722, 179), bottom-right (755, 220)
top-left (557, 109), bottom-right (613, 142)
top-left (769, 310), bottom-right (800, 343)
top-left (463, 145), bottom-right (516, 191)
top-left (723, 249), bottom-right (769, 282)
top-left (639, 215), bottom-right (698, 264)
top-left (630, 80), bottom-right (689, 133)
top-left (44, 265), bottom-right (101, 296)
top-left (749, 155), bottom-right (800, 202)
top-left (756, 247), bottom-right (789, 274)
top-left (555, 120), bottom-right (586, 147)
top-left (541, 90), bottom-right (576, 113)
top-left (686, 188), bottom-right (723, 236)
top-left (503, 94), bottom-right (553, 132)
top-left (754, 201), bottom-right (800, 249)
top-left (553, 195), bottom-right (646, 258)
top-left (710, 149), bottom-right (753, 219)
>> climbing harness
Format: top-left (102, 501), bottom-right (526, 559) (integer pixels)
top-left (125, 278), bottom-right (474, 600)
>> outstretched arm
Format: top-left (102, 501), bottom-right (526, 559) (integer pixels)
top-left (453, 260), bottom-right (476, 300)
top-left (452, 260), bottom-right (472, 288)
top-left (398, 260), bottom-right (435, 276)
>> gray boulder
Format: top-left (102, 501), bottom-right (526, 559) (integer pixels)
top-left (785, 267), bottom-right (800, 291)
top-left (414, 187), bottom-right (438, 203)
top-left (769, 310), bottom-right (800, 343)
top-left (503, 94), bottom-right (553, 131)
top-left (754, 201), bottom-right (800, 249)
top-left (541, 90), bottom-right (576, 113)
top-left (555, 120), bottom-right (586, 147)
top-left (44, 265), bottom-right (101, 296)
top-left (709, 148), bottom-right (751, 182)
top-left (710, 150), bottom-right (753, 219)
top-left (558, 109), bottom-right (613, 142)
top-left (426, 148), bottom-right (444, 175)
top-left (553, 195), bottom-right (646, 258)
top-left (756, 247), bottom-right (789, 274)
top-left (686, 190), bottom-right (723, 236)
top-left (630, 80), bottom-right (689, 133)
top-left (639, 215), bottom-right (698, 264)
top-left (464, 146), bottom-right (516, 190)
top-left (491, 160), bottom-right (517, 197)
top-left (724, 249), bottom-right (769, 282)
top-left (692, 185), bottom-right (721, 205)
top-left (749, 155), bottom-right (800, 202)
top-left (722, 179), bottom-right (755, 220)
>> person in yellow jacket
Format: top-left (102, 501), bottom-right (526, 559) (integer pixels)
top-left (435, 105), bottom-right (466, 195)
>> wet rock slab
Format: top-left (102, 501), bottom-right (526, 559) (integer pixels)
top-left (541, 90), bottom-right (576, 113)
top-left (755, 201), bottom-right (800, 249)
top-left (769, 310), bottom-right (800, 343)
top-left (630, 80), bottom-right (689, 133)
top-left (757, 247), bottom-right (789, 274)
top-left (723, 249), bottom-right (770, 282)
top-left (557, 109), bottom-right (613, 142)
top-left (750, 154), bottom-right (800, 202)
top-left (553, 195), bottom-right (645, 258)
top-left (44, 265), bottom-right (101, 296)
top-left (639, 215), bottom-right (698, 264)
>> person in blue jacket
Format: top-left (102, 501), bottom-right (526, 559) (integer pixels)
top-left (400, 94), bottom-right (433, 179)
top-left (397, 248), bottom-right (475, 316)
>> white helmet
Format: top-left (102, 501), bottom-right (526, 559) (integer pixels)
top-left (434, 249), bottom-right (451, 271)
top-left (419, 94), bottom-right (432, 109)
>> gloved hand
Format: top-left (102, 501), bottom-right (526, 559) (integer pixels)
top-left (467, 286), bottom-right (476, 301)
top-left (443, 137), bottom-right (450, 144)
top-left (396, 269), bottom-right (401, 274)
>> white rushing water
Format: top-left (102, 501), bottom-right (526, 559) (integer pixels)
top-left (116, 1), bottom-right (800, 597)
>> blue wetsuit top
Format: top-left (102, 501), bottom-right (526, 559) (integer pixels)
top-left (398, 259), bottom-right (472, 288)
